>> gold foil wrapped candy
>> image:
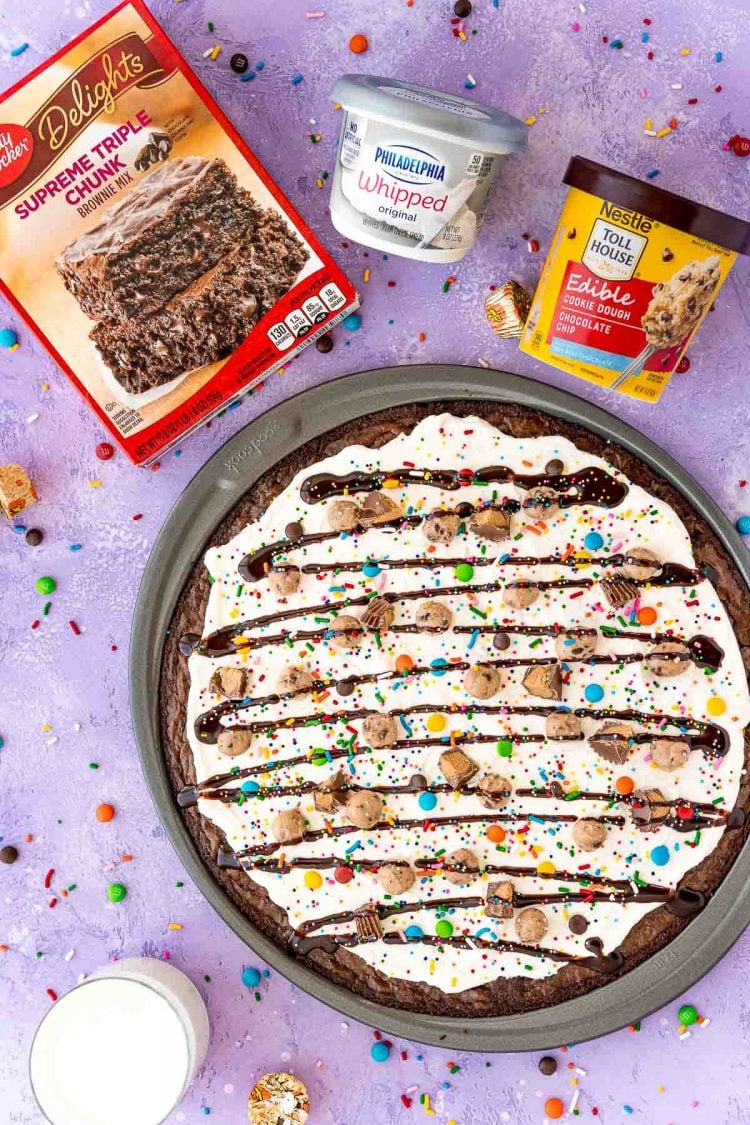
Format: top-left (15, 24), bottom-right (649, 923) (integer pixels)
top-left (484, 280), bottom-right (532, 340)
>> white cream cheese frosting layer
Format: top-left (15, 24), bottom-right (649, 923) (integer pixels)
top-left (185, 414), bottom-right (749, 994)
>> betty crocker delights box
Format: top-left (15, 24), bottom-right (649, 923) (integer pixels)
top-left (0, 0), bottom-right (358, 465)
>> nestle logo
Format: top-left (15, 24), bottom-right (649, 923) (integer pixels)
top-left (224, 417), bottom-right (280, 474)
top-left (600, 200), bottom-right (653, 233)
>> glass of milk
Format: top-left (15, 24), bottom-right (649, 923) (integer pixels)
top-left (30, 957), bottom-right (210, 1125)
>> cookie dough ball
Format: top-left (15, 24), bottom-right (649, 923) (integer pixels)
top-left (523, 486), bottom-right (560, 520)
top-left (329, 614), bottom-right (363, 650)
top-left (650, 738), bottom-right (691, 772)
top-left (278, 665), bottom-right (314, 694)
top-left (327, 500), bottom-right (362, 531)
top-left (504, 582), bottom-right (539, 609)
top-left (622, 547), bottom-right (660, 580)
top-left (476, 774), bottom-right (512, 809)
top-left (268, 566), bottom-right (301, 595)
top-left (415, 600), bottom-right (453, 633)
top-left (423, 509), bottom-right (460, 544)
top-left (545, 711), bottom-right (582, 740)
top-left (362, 713), bottom-right (398, 748)
top-left (572, 818), bottom-right (608, 852)
top-left (346, 790), bottom-right (383, 829)
top-left (217, 728), bottom-right (253, 758)
top-left (271, 808), bottom-right (306, 844)
top-left (644, 641), bottom-right (691, 677)
top-left (210, 666), bottom-right (251, 699)
top-left (464, 663), bottom-right (501, 699)
top-left (555, 632), bottom-right (597, 661)
top-left (377, 863), bottom-right (415, 895)
top-left (445, 847), bottom-right (481, 885)
top-left (516, 907), bottom-right (548, 943)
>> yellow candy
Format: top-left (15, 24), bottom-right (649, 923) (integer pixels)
top-left (707, 696), bottom-right (726, 716)
top-left (304, 871), bottom-right (323, 891)
top-left (426, 714), bottom-right (447, 733)
top-left (537, 861), bottom-right (556, 876)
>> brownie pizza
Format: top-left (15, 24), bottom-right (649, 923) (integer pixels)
top-left (161, 402), bottom-right (750, 1016)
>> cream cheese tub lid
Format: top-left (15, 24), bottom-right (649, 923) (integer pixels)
top-left (332, 74), bottom-right (527, 154)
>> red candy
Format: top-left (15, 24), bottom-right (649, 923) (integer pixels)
top-left (676, 355), bottom-right (691, 373)
top-left (732, 136), bottom-right (750, 157)
top-left (677, 805), bottom-right (694, 819)
top-left (95, 442), bottom-right (115, 460)
top-left (334, 865), bottom-right (353, 883)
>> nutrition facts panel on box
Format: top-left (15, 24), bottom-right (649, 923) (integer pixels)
top-left (267, 284), bottom-right (348, 350)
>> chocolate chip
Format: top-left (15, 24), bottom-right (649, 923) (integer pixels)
top-left (568, 913), bottom-right (589, 935)
top-left (456, 502), bottom-right (473, 518)
top-left (454, 0), bottom-right (472, 14)
top-left (409, 772), bottom-right (428, 790)
top-left (336, 678), bottom-right (355, 697)
top-left (315, 334), bottom-right (334, 353)
top-left (544, 458), bottom-right (564, 475)
top-left (230, 52), bottom-right (249, 73)
top-left (0, 845), bottom-right (19, 864)
top-left (538, 1056), bottom-right (557, 1076)
top-left (492, 632), bottom-right (510, 650)
top-left (662, 247), bottom-right (674, 262)
top-left (566, 227), bottom-right (577, 239)
top-left (285, 521), bottom-right (304, 541)
top-left (25, 528), bottom-right (43, 546)
top-left (178, 632), bottom-right (200, 656)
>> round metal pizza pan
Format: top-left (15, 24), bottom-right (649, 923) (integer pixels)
top-left (130, 364), bottom-right (750, 1051)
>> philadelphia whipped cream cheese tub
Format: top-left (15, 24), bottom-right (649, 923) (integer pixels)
top-left (329, 75), bottom-right (526, 262)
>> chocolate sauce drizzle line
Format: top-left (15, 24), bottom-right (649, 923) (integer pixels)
top-left (299, 464), bottom-right (630, 505)
top-left (288, 927), bottom-right (625, 975)
top-left (292, 551), bottom-right (651, 577)
top-left (235, 811), bottom-right (628, 859)
top-left (194, 562), bottom-right (703, 657)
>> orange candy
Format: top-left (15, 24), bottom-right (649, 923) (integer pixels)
top-left (637, 606), bottom-right (658, 626)
top-left (349, 33), bottom-right (369, 54)
top-left (96, 803), bottom-right (115, 823)
top-left (615, 777), bottom-right (634, 796)
top-left (486, 825), bottom-right (506, 843)
top-left (395, 654), bottom-right (415, 674)
top-left (545, 1098), bottom-right (565, 1119)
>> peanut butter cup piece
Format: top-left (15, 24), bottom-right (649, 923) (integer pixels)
top-left (504, 582), bottom-right (539, 609)
top-left (415, 600), bottom-right (453, 633)
top-left (439, 748), bottom-right (478, 788)
top-left (516, 907), bottom-right (548, 943)
top-left (327, 499), bottom-right (363, 531)
top-left (360, 596), bottom-right (394, 631)
top-left (313, 770), bottom-right (347, 813)
top-left (362, 713), bottom-right (398, 748)
top-left (271, 807), bottom-right (306, 844)
top-left (477, 773), bottom-right (512, 809)
top-left (277, 664), bottom-right (314, 694)
top-left (622, 547), bottom-right (660, 580)
top-left (209, 666), bottom-right (251, 699)
top-left (644, 641), bottom-right (691, 677)
top-left (485, 880), bottom-right (514, 919)
top-left (572, 818), bottom-right (608, 852)
top-left (422, 508), bottom-right (460, 544)
top-left (217, 728), bottom-right (254, 758)
top-left (555, 632), bottom-right (597, 661)
top-left (630, 787), bottom-right (670, 828)
top-left (600, 574), bottom-right (639, 609)
top-left (464, 662), bottom-right (501, 699)
top-left (470, 506), bottom-right (510, 542)
top-left (523, 486), bottom-right (560, 520)
top-left (445, 847), bottom-right (480, 885)
top-left (650, 738), bottom-right (691, 772)
top-left (268, 566), bottom-right (301, 595)
top-left (377, 862), bottom-right (416, 895)
top-left (359, 491), bottom-right (401, 526)
top-left (329, 614), bottom-right (363, 649)
top-left (522, 662), bottom-right (563, 700)
top-left (346, 790), bottom-right (383, 829)
top-left (546, 711), bottom-right (582, 739)
top-left (355, 903), bottom-right (383, 942)
top-left (588, 721), bottom-right (635, 764)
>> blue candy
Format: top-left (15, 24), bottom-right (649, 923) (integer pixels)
top-left (241, 966), bottom-right (262, 988)
top-left (0, 327), bottom-right (18, 349)
top-left (650, 845), bottom-right (670, 867)
top-left (371, 1041), bottom-right (390, 1062)
top-left (362, 563), bottom-right (381, 577)
top-left (405, 924), bottom-right (423, 939)
top-left (736, 515), bottom-right (750, 536)
top-left (584, 531), bottom-right (604, 551)
top-left (418, 791), bottom-right (437, 812)
top-left (241, 780), bottom-right (259, 793)
top-left (584, 683), bottom-right (605, 703)
top-left (342, 312), bottom-right (362, 331)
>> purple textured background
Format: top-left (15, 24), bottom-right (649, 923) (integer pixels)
top-left (2, 1), bottom-right (749, 1121)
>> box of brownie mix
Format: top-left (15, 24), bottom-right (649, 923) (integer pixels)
top-left (0, 0), bottom-right (358, 465)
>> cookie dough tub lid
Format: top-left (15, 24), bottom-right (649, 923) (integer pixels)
top-left (564, 156), bottom-right (750, 254)
top-left (332, 74), bottom-right (527, 154)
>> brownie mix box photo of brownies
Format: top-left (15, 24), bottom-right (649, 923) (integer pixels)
top-left (0, 1), bottom-right (357, 465)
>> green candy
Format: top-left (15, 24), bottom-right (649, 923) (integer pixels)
top-left (454, 562), bottom-right (474, 583)
top-left (107, 882), bottom-right (127, 904)
top-left (435, 919), bottom-right (453, 939)
top-left (35, 576), bottom-right (56, 595)
top-left (497, 738), bottom-right (513, 758)
top-left (678, 1003), bottom-right (698, 1026)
